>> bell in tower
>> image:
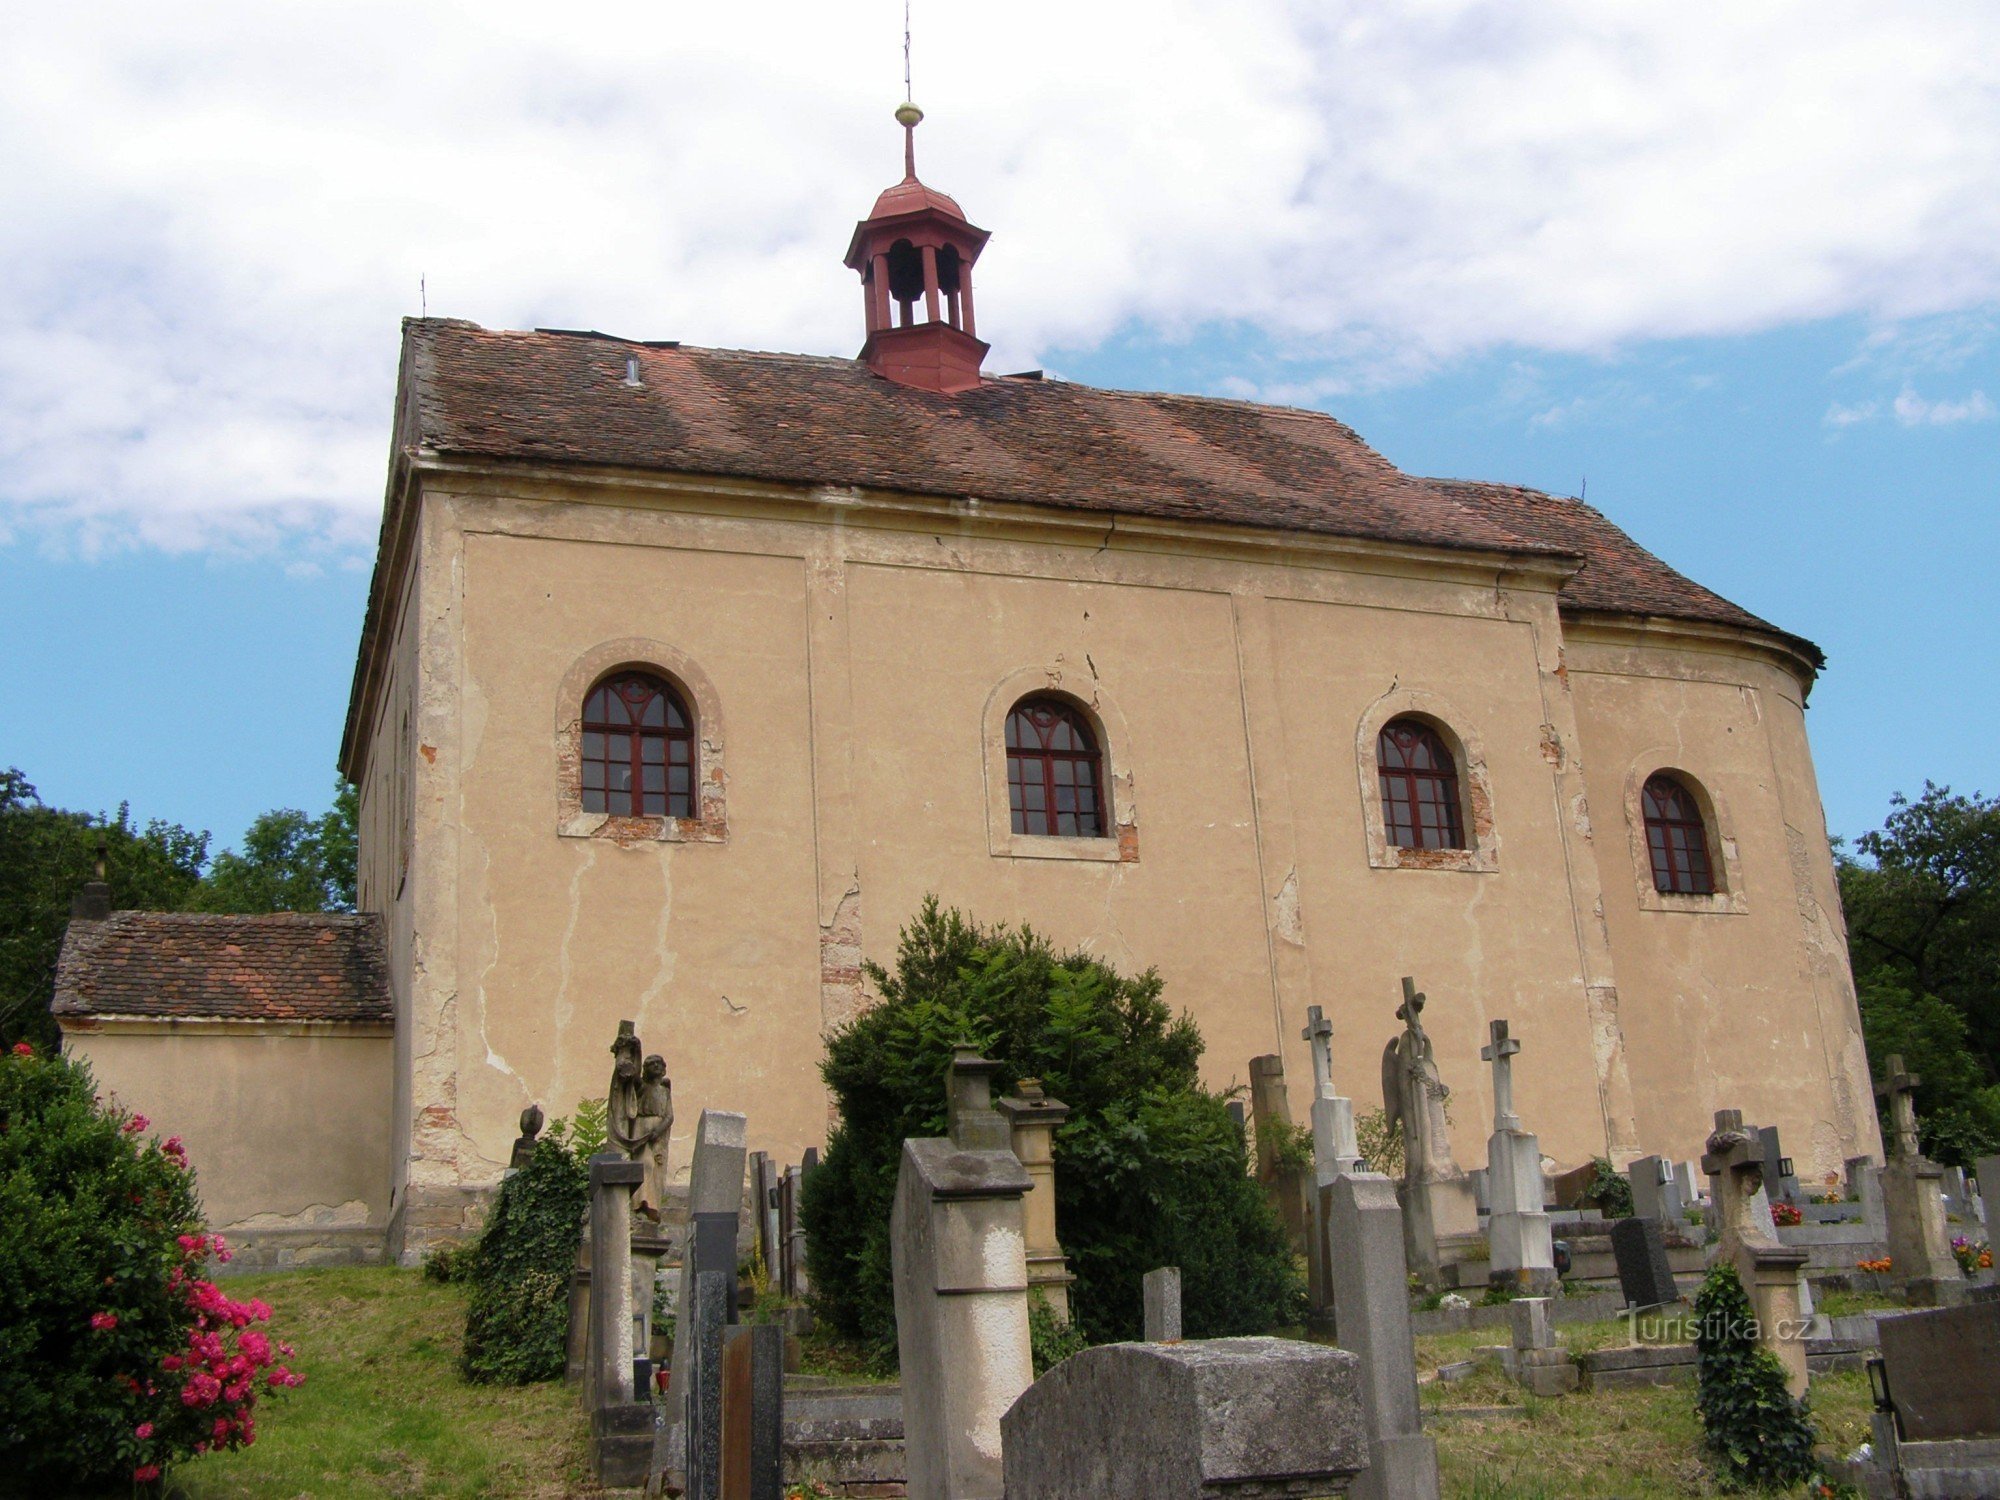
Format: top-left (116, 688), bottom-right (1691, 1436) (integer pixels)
top-left (844, 104), bottom-right (991, 395)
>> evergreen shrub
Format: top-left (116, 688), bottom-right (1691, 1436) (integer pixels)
top-left (801, 899), bottom-right (1300, 1362)
top-left (460, 1122), bottom-right (589, 1385)
top-left (1692, 1262), bottom-right (1818, 1489)
top-left (0, 1044), bottom-right (300, 1495)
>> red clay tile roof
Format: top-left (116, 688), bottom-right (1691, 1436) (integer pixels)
top-left (405, 319), bottom-right (1563, 561)
top-left (53, 912), bottom-right (392, 1024)
top-left (1430, 480), bottom-right (1822, 665)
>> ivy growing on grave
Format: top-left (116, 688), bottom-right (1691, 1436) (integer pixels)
top-left (1692, 1262), bottom-right (1819, 1490)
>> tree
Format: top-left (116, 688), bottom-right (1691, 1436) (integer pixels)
top-left (1838, 782), bottom-right (2000, 1166)
top-left (0, 771), bottom-right (357, 1051)
top-left (0, 1045), bottom-right (301, 1493)
top-left (802, 899), bottom-right (1300, 1362)
top-left (0, 771), bottom-right (208, 1051)
top-left (187, 783), bottom-right (358, 916)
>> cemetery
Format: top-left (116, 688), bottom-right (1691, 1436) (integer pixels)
top-left (11, 896), bottom-right (1997, 1499)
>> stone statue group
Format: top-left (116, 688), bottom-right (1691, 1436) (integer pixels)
top-left (609, 1019), bottom-right (675, 1220)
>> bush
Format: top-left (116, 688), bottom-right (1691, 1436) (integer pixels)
top-left (1692, 1263), bottom-right (1818, 1489)
top-left (422, 1242), bottom-right (475, 1284)
top-left (1585, 1157), bottom-right (1634, 1218)
top-left (802, 899), bottom-right (1300, 1362)
top-left (0, 1044), bottom-right (300, 1494)
top-left (460, 1124), bottom-right (589, 1385)
top-left (1026, 1292), bottom-right (1087, 1375)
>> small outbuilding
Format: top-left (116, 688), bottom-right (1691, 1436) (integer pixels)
top-left (54, 893), bottom-right (395, 1270)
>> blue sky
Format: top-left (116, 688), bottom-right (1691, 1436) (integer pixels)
top-left (2, 3), bottom-right (1996, 855)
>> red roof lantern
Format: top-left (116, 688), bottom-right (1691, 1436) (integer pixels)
top-left (844, 103), bottom-right (990, 395)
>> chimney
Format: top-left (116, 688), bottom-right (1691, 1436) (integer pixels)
top-left (70, 840), bottom-right (111, 921)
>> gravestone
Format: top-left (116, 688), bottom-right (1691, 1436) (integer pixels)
top-left (1000, 1339), bottom-right (1370, 1500)
top-left (1381, 978), bottom-right (1478, 1289)
top-left (1628, 1155), bottom-right (1683, 1223)
top-left (1480, 1020), bottom-right (1555, 1294)
top-left (1300, 1004), bottom-right (1363, 1319)
top-left (1249, 1054), bottom-right (1309, 1252)
top-left (1302, 1004), bottom-right (1364, 1184)
top-left (509, 1103), bottom-right (545, 1171)
top-left (1144, 1267), bottom-right (1183, 1343)
top-left (1876, 1056), bottom-right (1966, 1300)
top-left (1702, 1109), bottom-right (1810, 1397)
top-left (1508, 1296), bottom-right (1578, 1396)
top-left (665, 1113), bottom-right (749, 1417)
top-left (1878, 1300), bottom-right (2000, 1441)
top-left (585, 1152), bottom-right (644, 1414)
top-left (1941, 1165), bottom-right (1972, 1223)
top-left (681, 1269), bottom-right (730, 1500)
top-left (1979, 1154), bottom-right (2000, 1229)
top-left (1609, 1216), bottom-right (1678, 1310)
top-left (998, 1079), bottom-right (1076, 1321)
top-left (584, 1154), bottom-right (654, 1489)
top-left (720, 1323), bottom-right (784, 1500)
top-left (1324, 1171), bottom-right (1441, 1500)
top-left (891, 1047), bottom-right (1034, 1499)
top-left (1757, 1125), bottom-right (1800, 1205)
top-left (1673, 1159), bottom-right (1701, 1212)
top-left (1846, 1155), bottom-right (1886, 1232)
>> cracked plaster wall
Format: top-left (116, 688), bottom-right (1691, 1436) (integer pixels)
top-left (1565, 631), bottom-right (1881, 1182)
top-left (365, 477), bottom-right (1871, 1217)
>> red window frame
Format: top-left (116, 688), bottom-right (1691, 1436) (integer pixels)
top-left (1005, 698), bottom-right (1106, 838)
top-left (1377, 720), bottom-right (1466, 851)
top-left (581, 672), bottom-right (694, 819)
top-left (1642, 773), bottom-right (1715, 895)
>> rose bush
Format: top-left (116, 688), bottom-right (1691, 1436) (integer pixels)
top-left (0, 1044), bottom-right (299, 1495)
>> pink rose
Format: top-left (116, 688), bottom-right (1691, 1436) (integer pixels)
top-left (135, 1422), bottom-right (154, 1440)
top-left (89, 1312), bottom-right (118, 1332)
top-left (134, 1464), bottom-right (160, 1482)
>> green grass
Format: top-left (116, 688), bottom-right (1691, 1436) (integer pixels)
top-left (1417, 1317), bottom-right (1875, 1500)
top-left (150, 1266), bottom-right (1872, 1500)
top-left (168, 1267), bottom-right (596, 1500)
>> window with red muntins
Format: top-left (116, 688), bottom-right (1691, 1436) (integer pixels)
top-left (1377, 719), bottom-right (1465, 851)
top-left (1641, 773), bottom-right (1715, 895)
top-left (581, 671), bottom-right (694, 818)
top-left (1006, 698), bottom-right (1105, 838)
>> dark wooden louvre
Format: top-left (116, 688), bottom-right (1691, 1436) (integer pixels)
top-left (581, 671), bottom-right (694, 818)
top-left (1641, 773), bottom-right (1715, 894)
top-left (1006, 698), bottom-right (1105, 838)
top-left (1377, 719), bottom-right (1466, 851)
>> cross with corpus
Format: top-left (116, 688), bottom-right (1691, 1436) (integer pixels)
top-left (1301, 1005), bottom-right (1335, 1099)
top-left (1479, 1018), bottom-right (1521, 1133)
top-left (1875, 1053), bottom-right (1923, 1160)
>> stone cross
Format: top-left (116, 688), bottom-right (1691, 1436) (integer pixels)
top-left (1302, 1005), bottom-right (1336, 1099)
top-left (1480, 1019), bottom-right (1521, 1133)
top-left (1877, 1054), bottom-right (1923, 1160)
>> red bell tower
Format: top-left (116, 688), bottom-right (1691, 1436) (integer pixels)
top-left (844, 104), bottom-right (990, 395)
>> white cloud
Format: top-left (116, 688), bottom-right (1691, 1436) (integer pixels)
top-left (1892, 387), bottom-right (1996, 427)
top-left (1823, 400), bottom-right (1879, 428)
top-left (3, 0), bottom-right (2000, 549)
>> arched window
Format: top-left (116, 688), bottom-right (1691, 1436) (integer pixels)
top-left (1005, 698), bottom-right (1105, 838)
top-left (1641, 773), bottom-right (1715, 895)
top-left (1376, 719), bottom-right (1465, 851)
top-left (581, 671), bottom-right (694, 818)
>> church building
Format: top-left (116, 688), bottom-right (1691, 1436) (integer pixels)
top-left (61, 107), bottom-right (1881, 1263)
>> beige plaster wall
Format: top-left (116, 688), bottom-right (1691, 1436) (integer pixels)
top-left (355, 552), bottom-right (423, 1238)
top-left (363, 469), bottom-right (1874, 1228)
top-left (65, 1024), bottom-right (393, 1230)
top-left (1566, 627), bottom-right (1882, 1182)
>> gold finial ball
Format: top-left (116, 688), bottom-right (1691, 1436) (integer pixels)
top-left (895, 102), bottom-right (924, 128)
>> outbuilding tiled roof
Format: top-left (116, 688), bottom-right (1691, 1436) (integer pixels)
top-left (375, 319), bottom-right (1820, 687)
top-left (53, 912), bottom-right (393, 1025)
